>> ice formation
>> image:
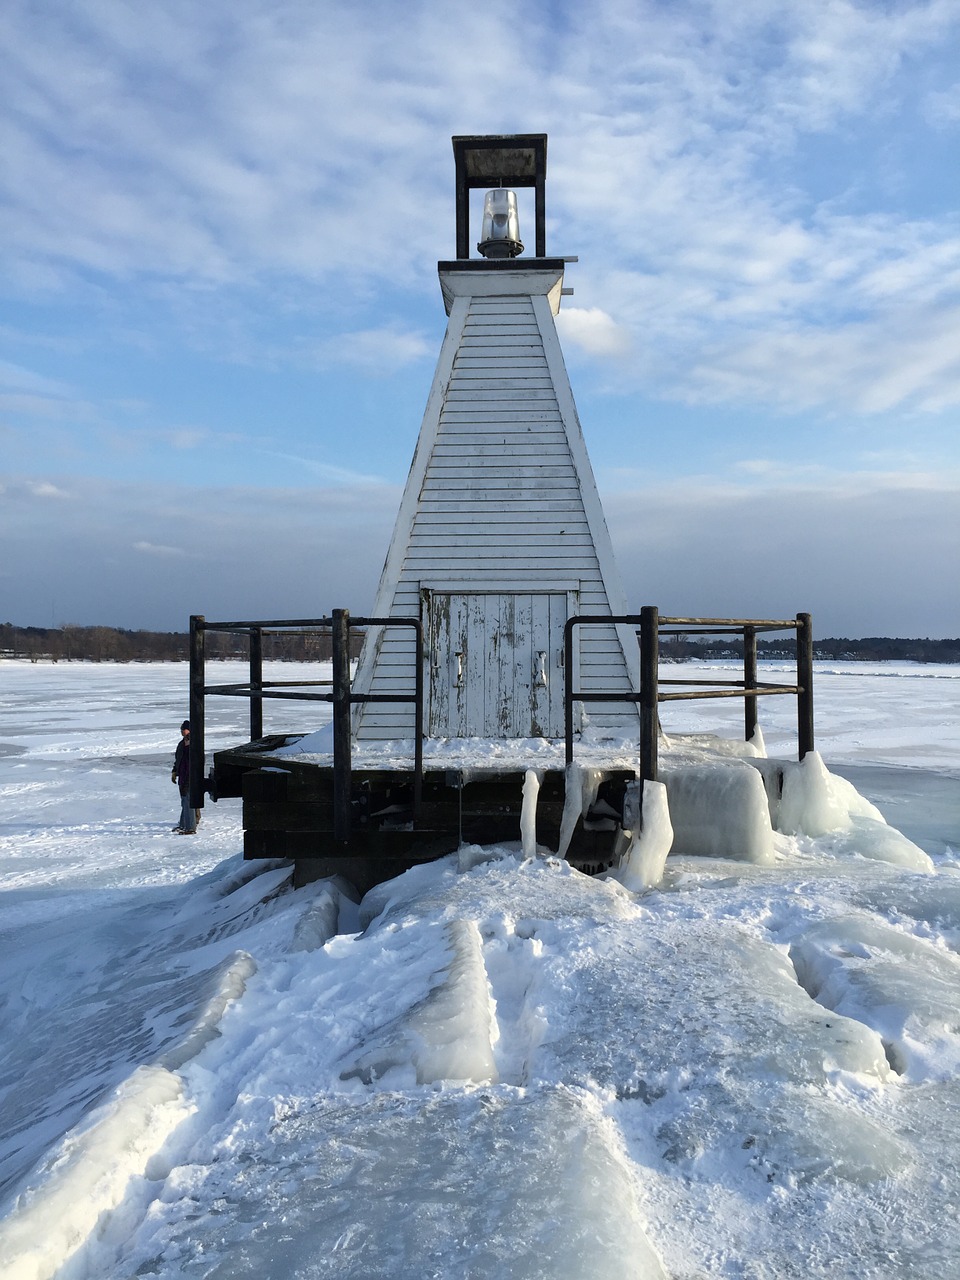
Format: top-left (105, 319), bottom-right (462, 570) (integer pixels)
top-left (557, 761), bottom-right (602, 859)
top-left (615, 780), bottom-right (674, 891)
top-left (662, 764), bottom-right (774, 864)
top-left (778, 751), bottom-right (933, 871)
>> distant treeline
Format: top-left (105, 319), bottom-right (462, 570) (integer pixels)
top-left (3, 623), bottom-right (959, 665)
top-left (661, 635), bottom-right (960, 663)
top-left (0, 623), bottom-right (364, 664)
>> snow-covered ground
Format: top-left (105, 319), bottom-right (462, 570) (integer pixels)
top-left (0, 659), bottom-right (958, 1278)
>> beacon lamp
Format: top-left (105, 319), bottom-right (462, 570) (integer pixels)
top-left (477, 188), bottom-right (523, 258)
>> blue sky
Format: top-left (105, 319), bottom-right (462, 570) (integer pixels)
top-left (2, 0), bottom-right (959, 637)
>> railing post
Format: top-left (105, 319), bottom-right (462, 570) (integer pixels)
top-left (332, 608), bottom-right (352, 843)
top-left (189, 615), bottom-right (205, 810)
top-left (639, 606), bottom-right (659, 782)
top-left (796, 612), bottom-right (814, 760)
top-left (564, 617), bottom-right (576, 765)
top-left (413, 620), bottom-right (423, 824)
top-left (743, 625), bottom-right (757, 744)
top-left (249, 627), bottom-right (263, 742)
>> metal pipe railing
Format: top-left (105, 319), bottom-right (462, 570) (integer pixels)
top-left (563, 609), bottom-right (813, 781)
top-left (188, 613), bottom-right (424, 843)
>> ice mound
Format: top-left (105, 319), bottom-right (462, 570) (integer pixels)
top-left (851, 876), bottom-right (960, 947)
top-left (339, 919), bottom-right (498, 1085)
top-left (361, 850), bottom-right (639, 932)
top-left (12, 841), bottom-right (952, 1278)
top-left (359, 854), bottom-right (464, 929)
top-left (790, 915), bottom-right (960, 1081)
top-left (534, 920), bottom-right (891, 1091)
top-left (289, 877), bottom-right (356, 953)
top-left (653, 1081), bottom-right (910, 1187)
top-left (531, 911), bottom-right (905, 1187)
top-left (357, 857), bottom-right (906, 1192)
top-left (274, 721), bottom-right (333, 754)
top-left (821, 816), bottom-right (937, 871)
top-left (158, 951), bottom-right (257, 1070)
top-left (778, 752), bottom-right (933, 871)
top-left (778, 751), bottom-right (885, 835)
top-left (0, 1066), bottom-right (190, 1280)
top-left (660, 730), bottom-right (768, 761)
top-left (0, 856), bottom-right (309, 1208)
top-left (662, 764), bottom-right (774, 864)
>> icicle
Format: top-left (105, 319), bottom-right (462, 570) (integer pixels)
top-left (557, 763), bottom-right (583, 859)
top-left (521, 769), bottom-right (541, 858)
top-left (557, 763), bottom-right (603, 859)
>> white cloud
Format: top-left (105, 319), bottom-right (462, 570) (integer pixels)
top-left (0, 477), bottom-right (71, 501)
top-left (1, 0), bottom-right (960, 422)
top-left (734, 459), bottom-right (780, 477)
top-left (0, 359), bottom-right (73, 397)
top-left (133, 540), bottom-right (184, 556)
top-left (0, 361), bottom-right (95, 425)
top-left (602, 472), bottom-right (960, 637)
top-left (0, 473), bottom-right (400, 629)
top-left (679, 302), bottom-right (960, 414)
top-left (0, 393), bottom-right (85, 419)
top-left (924, 82), bottom-right (960, 126)
top-left (602, 459), bottom-right (960, 499)
top-left (556, 308), bottom-right (632, 358)
top-left (166, 429), bottom-right (210, 451)
top-left (2, 1), bottom-right (953, 283)
top-left (250, 449), bottom-right (391, 487)
top-left (313, 326), bottom-right (434, 375)
top-left (28, 480), bottom-right (69, 499)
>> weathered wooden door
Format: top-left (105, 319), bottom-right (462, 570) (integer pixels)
top-left (426, 591), bottom-right (571, 737)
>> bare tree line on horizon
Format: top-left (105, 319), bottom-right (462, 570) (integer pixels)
top-left (0, 623), bottom-right (364, 664)
top-left (2, 623), bottom-right (957, 665)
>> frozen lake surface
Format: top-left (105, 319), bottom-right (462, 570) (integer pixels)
top-left (0, 660), bottom-right (958, 1278)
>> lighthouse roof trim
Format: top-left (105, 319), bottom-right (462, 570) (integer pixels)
top-left (437, 258), bottom-right (567, 317)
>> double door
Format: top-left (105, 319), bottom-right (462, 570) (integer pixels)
top-left (426, 590), bottom-right (572, 738)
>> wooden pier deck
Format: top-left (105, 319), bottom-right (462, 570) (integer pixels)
top-left (213, 737), bottom-right (633, 892)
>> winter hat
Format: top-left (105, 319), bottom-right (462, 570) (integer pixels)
top-left (181, 720), bottom-right (191, 731)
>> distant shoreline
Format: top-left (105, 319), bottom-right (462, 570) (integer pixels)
top-left (2, 623), bottom-right (957, 664)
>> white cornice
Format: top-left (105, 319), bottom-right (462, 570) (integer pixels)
top-left (438, 264), bottom-right (565, 316)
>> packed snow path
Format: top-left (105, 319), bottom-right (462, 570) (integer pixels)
top-left (3, 848), bottom-right (960, 1278)
top-left (0, 661), bottom-right (958, 1278)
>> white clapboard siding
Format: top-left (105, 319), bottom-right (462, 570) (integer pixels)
top-left (353, 263), bottom-right (640, 741)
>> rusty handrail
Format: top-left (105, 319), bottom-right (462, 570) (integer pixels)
top-left (563, 608), bottom-right (813, 780)
top-left (189, 612), bottom-right (424, 842)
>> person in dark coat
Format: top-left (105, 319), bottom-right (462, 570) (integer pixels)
top-left (172, 720), bottom-right (198, 834)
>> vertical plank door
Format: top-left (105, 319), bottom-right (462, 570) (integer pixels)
top-left (427, 591), bottom-right (568, 737)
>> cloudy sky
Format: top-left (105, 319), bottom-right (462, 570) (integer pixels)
top-left (2, 0), bottom-right (959, 638)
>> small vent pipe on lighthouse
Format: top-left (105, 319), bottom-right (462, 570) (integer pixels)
top-left (477, 189), bottom-right (523, 258)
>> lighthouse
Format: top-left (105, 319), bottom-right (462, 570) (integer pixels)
top-left (353, 134), bottom-right (640, 743)
top-left (196, 135), bottom-right (817, 889)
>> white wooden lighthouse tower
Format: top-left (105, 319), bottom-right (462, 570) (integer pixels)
top-left (353, 134), bottom-right (639, 743)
